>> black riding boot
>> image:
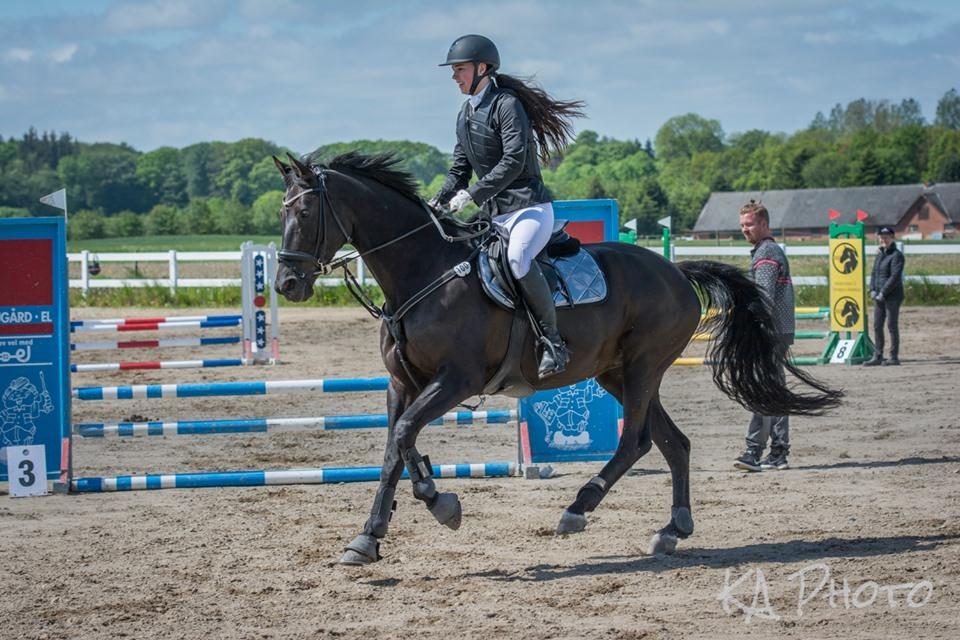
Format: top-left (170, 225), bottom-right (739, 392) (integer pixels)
top-left (518, 262), bottom-right (568, 378)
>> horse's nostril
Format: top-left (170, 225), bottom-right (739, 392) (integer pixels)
top-left (278, 276), bottom-right (298, 294)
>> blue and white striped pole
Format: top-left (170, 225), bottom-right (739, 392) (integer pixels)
top-left (71, 462), bottom-right (517, 492)
top-left (72, 376), bottom-right (391, 400)
top-left (74, 409), bottom-right (518, 437)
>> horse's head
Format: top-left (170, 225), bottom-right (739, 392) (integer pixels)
top-left (273, 153), bottom-right (351, 302)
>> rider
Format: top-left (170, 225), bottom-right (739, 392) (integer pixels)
top-left (431, 34), bottom-right (584, 379)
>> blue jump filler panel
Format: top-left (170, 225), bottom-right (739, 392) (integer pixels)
top-left (516, 200), bottom-right (624, 466)
top-left (518, 379), bottom-right (623, 464)
top-left (0, 217), bottom-right (71, 483)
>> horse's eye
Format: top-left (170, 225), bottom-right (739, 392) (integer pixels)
top-left (298, 208), bottom-right (309, 218)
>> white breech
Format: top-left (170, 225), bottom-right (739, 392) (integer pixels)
top-left (493, 202), bottom-right (555, 279)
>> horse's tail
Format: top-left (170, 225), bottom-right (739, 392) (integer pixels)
top-left (677, 260), bottom-right (843, 416)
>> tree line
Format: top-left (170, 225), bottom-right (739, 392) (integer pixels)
top-left (2, 87), bottom-right (958, 238)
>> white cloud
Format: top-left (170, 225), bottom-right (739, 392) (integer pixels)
top-left (103, 0), bottom-right (228, 34)
top-left (3, 48), bottom-right (34, 63)
top-left (48, 44), bottom-right (78, 64)
top-left (932, 53), bottom-right (960, 68)
top-left (803, 32), bottom-right (841, 44)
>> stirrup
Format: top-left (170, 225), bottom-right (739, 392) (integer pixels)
top-left (537, 337), bottom-right (568, 378)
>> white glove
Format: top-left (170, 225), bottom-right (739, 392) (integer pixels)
top-left (447, 189), bottom-right (473, 213)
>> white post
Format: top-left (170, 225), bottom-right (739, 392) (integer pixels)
top-left (80, 250), bottom-right (90, 295)
top-left (168, 250), bottom-right (178, 292)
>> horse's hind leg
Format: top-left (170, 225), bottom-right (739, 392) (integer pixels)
top-left (557, 364), bottom-right (656, 534)
top-left (341, 379), bottom-right (412, 565)
top-left (647, 397), bottom-right (694, 555)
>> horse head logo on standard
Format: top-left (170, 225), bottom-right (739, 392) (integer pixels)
top-left (272, 35), bottom-right (843, 567)
top-left (831, 242), bottom-right (860, 274)
top-left (833, 296), bottom-right (861, 328)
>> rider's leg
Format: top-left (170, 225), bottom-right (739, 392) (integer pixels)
top-left (501, 205), bottom-right (567, 378)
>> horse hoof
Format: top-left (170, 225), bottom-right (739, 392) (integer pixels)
top-left (556, 510), bottom-right (587, 535)
top-left (430, 492), bottom-right (462, 530)
top-left (648, 532), bottom-right (678, 556)
top-left (340, 549), bottom-right (375, 566)
top-left (339, 534), bottom-right (379, 565)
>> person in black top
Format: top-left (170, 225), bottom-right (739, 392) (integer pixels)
top-left (431, 35), bottom-right (584, 378)
top-left (863, 226), bottom-right (905, 366)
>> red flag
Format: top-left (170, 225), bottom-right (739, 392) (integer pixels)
top-left (828, 208), bottom-right (841, 220)
top-left (856, 209), bottom-right (869, 221)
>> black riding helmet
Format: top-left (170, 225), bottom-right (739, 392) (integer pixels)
top-left (439, 34), bottom-right (500, 95)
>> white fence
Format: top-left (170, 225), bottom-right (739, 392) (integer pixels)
top-left (69, 245), bottom-right (960, 292)
top-left (69, 249), bottom-right (365, 292)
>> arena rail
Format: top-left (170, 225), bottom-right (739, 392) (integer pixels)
top-left (71, 462), bottom-right (517, 492)
top-left (74, 409), bottom-right (518, 437)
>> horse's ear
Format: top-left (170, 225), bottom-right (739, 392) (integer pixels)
top-left (273, 155), bottom-right (291, 175)
top-left (286, 152), bottom-right (312, 178)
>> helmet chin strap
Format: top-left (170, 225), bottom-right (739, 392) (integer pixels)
top-left (468, 62), bottom-right (493, 95)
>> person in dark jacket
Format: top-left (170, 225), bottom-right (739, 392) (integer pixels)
top-left (734, 200), bottom-right (795, 472)
top-left (863, 226), bottom-right (905, 366)
top-left (431, 34), bottom-right (584, 378)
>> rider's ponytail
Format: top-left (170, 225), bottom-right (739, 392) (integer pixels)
top-left (494, 74), bottom-right (585, 164)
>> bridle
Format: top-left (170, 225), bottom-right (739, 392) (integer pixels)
top-left (277, 167), bottom-right (490, 283)
top-left (277, 170), bottom-right (353, 280)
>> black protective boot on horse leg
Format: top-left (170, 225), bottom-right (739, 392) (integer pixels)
top-left (402, 445), bottom-right (462, 529)
top-left (518, 261), bottom-right (568, 378)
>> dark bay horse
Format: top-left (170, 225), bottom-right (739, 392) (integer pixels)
top-left (272, 152), bottom-right (842, 565)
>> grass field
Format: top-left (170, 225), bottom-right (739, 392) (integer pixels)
top-left (68, 235), bottom-right (278, 252)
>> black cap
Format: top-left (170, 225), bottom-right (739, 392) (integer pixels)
top-left (439, 35), bottom-right (500, 70)
top-left (877, 226), bottom-right (895, 236)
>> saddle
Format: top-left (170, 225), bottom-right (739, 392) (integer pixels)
top-left (478, 220), bottom-right (608, 397)
top-left (478, 221), bottom-right (607, 310)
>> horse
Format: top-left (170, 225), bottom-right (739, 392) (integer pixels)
top-left (272, 152), bottom-right (842, 565)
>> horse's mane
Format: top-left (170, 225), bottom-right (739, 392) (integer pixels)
top-left (319, 152), bottom-right (422, 203)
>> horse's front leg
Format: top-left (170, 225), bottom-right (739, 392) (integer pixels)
top-left (393, 366), bottom-right (480, 530)
top-left (341, 378), bottom-right (412, 565)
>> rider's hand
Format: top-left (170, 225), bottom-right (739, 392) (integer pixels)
top-left (875, 292), bottom-right (884, 302)
top-left (427, 193), bottom-right (442, 211)
top-left (447, 189), bottom-right (473, 213)
top-left (870, 291), bottom-right (878, 300)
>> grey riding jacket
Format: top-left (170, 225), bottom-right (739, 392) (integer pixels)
top-left (436, 84), bottom-right (551, 218)
top-left (751, 237), bottom-right (795, 345)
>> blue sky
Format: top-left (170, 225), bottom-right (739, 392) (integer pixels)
top-left (2, 0), bottom-right (958, 154)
